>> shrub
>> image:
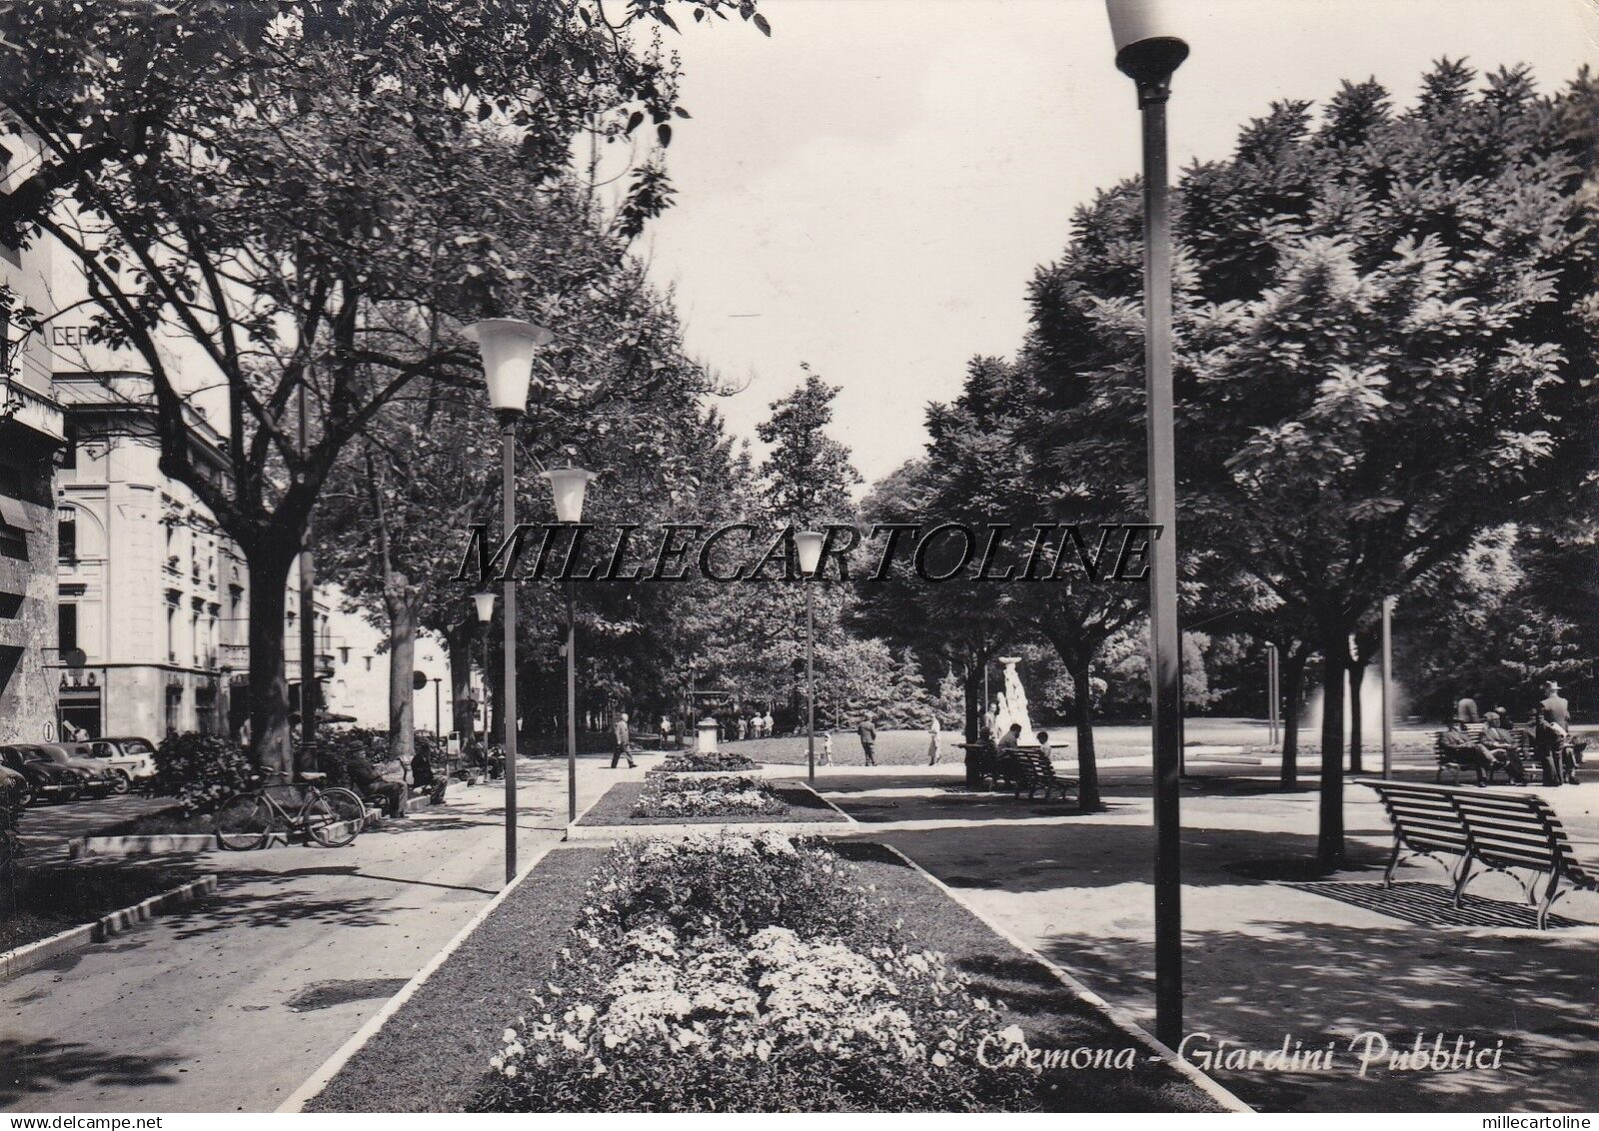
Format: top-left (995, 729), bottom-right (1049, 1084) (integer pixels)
top-left (472, 833), bottom-right (1035, 1112)
top-left (632, 774), bottom-right (789, 819)
top-left (0, 780), bottom-right (23, 914)
top-left (656, 751), bottom-right (759, 774)
top-left (152, 732), bottom-right (254, 816)
top-left (310, 728), bottom-right (389, 788)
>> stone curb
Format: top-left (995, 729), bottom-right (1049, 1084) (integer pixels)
top-left (277, 842), bottom-right (560, 1113)
top-left (70, 806), bottom-right (390, 858)
top-left (0, 874), bottom-right (219, 983)
top-left (878, 845), bottom-right (1256, 1114)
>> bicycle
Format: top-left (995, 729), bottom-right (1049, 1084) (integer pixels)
top-left (213, 771), bottom-right (368, 850)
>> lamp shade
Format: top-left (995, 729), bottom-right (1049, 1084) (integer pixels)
top-left (794, 530), bottom-right (826, 576)
top-left (465, 318), bottom-right (553, 414)
top-left (542, 466), bottom-right (597, 523)
top-left (472, 591), bottom-right (497, 623)
top-left (1105, 0), bottom-right (1188, 83)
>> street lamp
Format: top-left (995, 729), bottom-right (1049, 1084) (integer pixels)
top-left (431, 676), bottom-right (442, 740)
top-left (794, 530), bottom-right (825, 784)
top-left (1380, 596), bottom-right (1395, 780)
top-left (472, 591), bottom-right (496, 749)
top-left (1266, 642), bottom-right (1280, 749)
top-left (466, 317), bottom-right (553, 885)
top-left (542, 465), bottom-right (595, 823)
top-left (1107, 0), bottom-right (1188, 1050)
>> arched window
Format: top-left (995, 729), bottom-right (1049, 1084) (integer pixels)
top-left (57, 506), bottom-right (76, 562)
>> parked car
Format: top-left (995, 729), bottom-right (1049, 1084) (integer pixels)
top-left (83, 736), bottom-right (159, 793)
top-left (0, 762), bottom-right (30, 808)
top-left (36, 743), bottom-right (120, 797)
top-left (0, 745), bottom-right (86, 803)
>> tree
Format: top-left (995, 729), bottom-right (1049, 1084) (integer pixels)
top-left (0, 0), bottom-right (766, 773)
top-left (755, 366), bottom-right (862, 527)
top-left (1178, 64), bottom-right (1598, 865)
top-left (1021, 62), bottom-right (1598, 861)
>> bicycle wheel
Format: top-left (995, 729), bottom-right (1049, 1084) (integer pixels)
top-left (214, 794), bottom-right (273, 850)
top-left (306, 787), bottom-right (365, 847)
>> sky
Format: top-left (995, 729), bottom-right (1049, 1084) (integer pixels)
top-left (642, 0), bottom-right (1599, 488)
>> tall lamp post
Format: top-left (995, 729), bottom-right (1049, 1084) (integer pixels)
top-left (543, 465), bottom-right (596, 823)
top-left (1380, 596), bottom-right (1395, 780)
top-left (467, 317), bottom-right (553, 885)
top-left (1107, 0), bottom-right (1189, 1049)
top-left (472, 592), bottom-right (496, 749)
top-left (1266, 642), bottom-right (1280, 749)
top-left (794, 531), bottom-right (825, 784)
top-left (430, 676), bottom-right (442, 739)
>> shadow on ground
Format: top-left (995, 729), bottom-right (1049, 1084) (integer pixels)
top-left (0, 1038), bottom-right (182, 1106)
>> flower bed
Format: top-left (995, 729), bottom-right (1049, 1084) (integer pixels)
top-left (654, 752), bottom-right (760, 774)
top-left (472, 833), bottom-right (1034, 1112)
top-left (631, 773), bottom-right (789, 819)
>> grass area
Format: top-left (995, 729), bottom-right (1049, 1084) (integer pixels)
top-left (306, 839), bottom-right (1223, 1113)
top-left (305, 846), bottom-right (601, 1113)
top-left (0, 857), bottom-right (205, 953)
top-left (575, 780), bottom-right (847, 826)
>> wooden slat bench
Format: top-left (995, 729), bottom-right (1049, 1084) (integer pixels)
top-left (1010, 749), bottom-right (1077, 801)
top-left (1362, 780), bottom-right (1597, 929)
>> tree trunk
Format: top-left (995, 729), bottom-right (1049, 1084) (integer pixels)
top-left (1070, 662), bottom-right (1103, 811)
top-left (245, 547), bottom-right (296, 778)
top-left (1318, 624), bottom-right (1347, 870)
top-left (449, 620), bottom-right (474, 737)
top-left (1281, 648), bottom-right (1306, 789)
top-left (386, 585), bottom-right (418, 763)
top-left (1348, 658), bottom-right (1366, 775)
top-left (962, 661), bottom-right (983, 743)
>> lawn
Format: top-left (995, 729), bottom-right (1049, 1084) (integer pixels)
top-left (574, 780), bottom-right (848, 826)
top-left (304, 840), bottom-right (1225, 1113)
top-left (0, 857), bottom-right (206, 954)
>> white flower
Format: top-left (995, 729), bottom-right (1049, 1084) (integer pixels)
top-left (502, 1028), bottom-right (517, 1043)
top-left (997, 1024), bottom-right (1026, 1046)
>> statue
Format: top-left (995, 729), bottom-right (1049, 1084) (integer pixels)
top-left (991, 658), bottom-right (1033, 742)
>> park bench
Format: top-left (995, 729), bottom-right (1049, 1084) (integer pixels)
top-left (1362, 780), bottom-right (1598, 929)
top-left (1009, 749), bottom-right (1078, 801)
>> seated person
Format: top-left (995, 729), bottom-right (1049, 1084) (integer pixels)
top-left (1439, 720), bottom-right (1495, 787)
top-left (996, 723), bottom-right (1024, 751)
top-left (1479, 711), bottom-right (1526, 785)
top-left (345, 751), bottom-right (408, 818)
top-left (410, 748), bottom-right (447, 805)
top-left (1036, 730), bottom-right (1054, 760)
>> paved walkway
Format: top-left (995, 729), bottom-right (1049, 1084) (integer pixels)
top-left (830, 774), bottom-right (1599, 1113)
top-left (0, 756), bottom-right (634, 1113)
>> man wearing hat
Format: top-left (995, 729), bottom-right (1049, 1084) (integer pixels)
top-left (1480, 709), bottom-right (1525, 785)
top-left (1531, 682), bottom-right (1584, 785)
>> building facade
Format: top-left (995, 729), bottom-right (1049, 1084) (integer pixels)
top-left (0, 129), bottom-right (65, 745)
top-left (52, 373), bottom-right (333, 740)
top-left (318, 586), bottom-right (454, 736)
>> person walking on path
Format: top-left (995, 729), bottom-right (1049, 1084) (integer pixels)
top-left (611, 712), bottom-right (637, 769)
top-left (820, 730), bottom-right (834, 766)
top-left (858, 718), bottom-right (877, 766)
top-left (927, 715), bottom-right (941, 765)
